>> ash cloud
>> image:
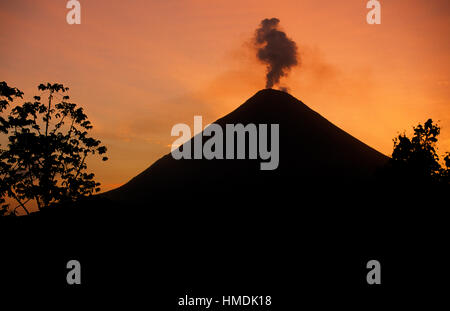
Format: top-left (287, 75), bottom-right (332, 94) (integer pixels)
top-left (254, 18), bottom-right (299, 89)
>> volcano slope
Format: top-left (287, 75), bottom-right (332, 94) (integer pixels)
top-left (104, 89), bottom-right (388, 207)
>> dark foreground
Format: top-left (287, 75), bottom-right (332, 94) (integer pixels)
top-left (0, 183), bottom-right (447, 309)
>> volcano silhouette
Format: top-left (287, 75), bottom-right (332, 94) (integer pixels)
top-left (4, 90), bottom-right (441, 302)
top-left (104, 89), bottom-right (388, 203)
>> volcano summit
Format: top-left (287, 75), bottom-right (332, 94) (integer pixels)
top-left (104, 89), bottom-right (388, 203)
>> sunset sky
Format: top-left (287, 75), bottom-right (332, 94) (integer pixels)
top-left (1, 0), bottom-right (449, 193)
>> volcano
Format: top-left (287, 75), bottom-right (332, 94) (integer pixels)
top-left (104, 89), bottom-right (388, 203)
top-left (5, 90), bottom-right (442, 302)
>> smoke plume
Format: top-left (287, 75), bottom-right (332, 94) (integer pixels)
top-left (254, 18), bottom-right (298, 89)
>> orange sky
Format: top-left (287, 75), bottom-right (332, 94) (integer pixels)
top-left (1, 0), bottom-right (449, 193)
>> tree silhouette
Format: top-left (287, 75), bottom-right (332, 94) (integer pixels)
top-left (387, 119), bottom-right (449, 186)
top-left (0, 82), bottom-right (24, 216)
top-left (0, 82), bottom-right (108, 216)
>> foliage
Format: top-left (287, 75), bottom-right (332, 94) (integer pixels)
top-left (0, 82), bottom-right (24, 215)
top-left (0, 82), bottom-right (108, 216)
top-left (389, 119), bottom-right (449, 186)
